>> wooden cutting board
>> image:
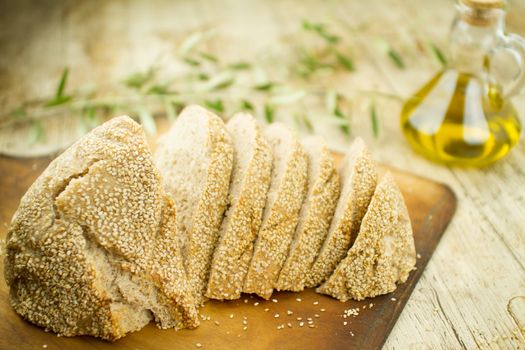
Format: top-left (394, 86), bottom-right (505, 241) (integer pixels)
top-left (0, 151), bottom-right (457, 350)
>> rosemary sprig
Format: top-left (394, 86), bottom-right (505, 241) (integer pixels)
top-left (302, 20), bottom-right (340, 44)
top-left (3, 20), bottom-right (425, 146)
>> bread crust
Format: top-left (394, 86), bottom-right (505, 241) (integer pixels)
top-left (155, 105), bottom-right (234, 304)
top-left (276, 137), bottom-right (340, 292)
top-left (206, 114), bottom-right (272, 300)
top-left (243, 123), bottom-right (308, 300)
top-left (4, 116), bottom-right (198, 340)
top-left (317, 172), bottom-right (416, 301)
top-left (305, 138), bottom-right (378, 288)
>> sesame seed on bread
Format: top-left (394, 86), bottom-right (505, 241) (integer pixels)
top-left (317, 172), bottom-right (416, 301)
top-left (206, 113), bottom-right (273, 300)
top-left (305, 137), bottom-right (378, 288)
top-left (276, 136), bottom-right (340, 292)
top-left (243, 123), bottom-right (308, 300)
top-left (155, 105), bottom-right (234, 304)
top-left (4, 116), bottom-right (199, 341)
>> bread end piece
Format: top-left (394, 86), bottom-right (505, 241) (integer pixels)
top-left (4, 116), bottom-right (198, 340)
top-left (316, 172), bottom-right (416, 301)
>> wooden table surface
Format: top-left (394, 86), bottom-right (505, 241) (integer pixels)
top-left (1, 0), bottom-right (524, 349)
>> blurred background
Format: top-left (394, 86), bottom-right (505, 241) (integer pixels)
top-left (3, 0), bottom-right (524, 161)
top-left (0, 0), bottom-right (525, 348)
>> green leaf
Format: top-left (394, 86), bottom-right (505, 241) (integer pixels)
top-left (302, 114), bottom-right (314, 132)
top-left (77, 117), bottom-right (89, 136)
top-left (45, 67), bottom-right (73, 107)
top-left (387, 48), bottom-right (405, 69)
top-left (165, 101), bottom-right (182, 121)
top-left (298, 51), bottom-right (320, 77)
top-left (430, 42), bottom-right (447, 66)
top-left (9, 106), bottom-right (27, 119)
top-left (302, 20), bottom-right (340, 44)
top-left (334, 108), bottom-right (350, 135)
top-left (229, 61), bottom-right (252, 70)
top-left (123, 69), bottom-right (155, 89)
top-left (370, 102), bottom-right (379, 138)
top-left (325, 90), bottom-right (338, 113)
top-left (239, 99), bottom-right (255, 111)
top-left (253, 82), bottom-right (275, 91)
top-left (294, 113), bottom-right (314, 132)
top-left (183, 57), bottom-right (201, 66)
top-left (179, 32), bottom-right (204, 56)
top-left (82, 106), bottom-right (98, 128)
top-left (197, 73), bottom-right (210, 81)
top-left (297, 49), bottom-right (334, 78)
top-left (335, 51), bottom-right (355, 71)
top-left (147, 84), bottom-right (173, 95)
top-left (79, 106), bottom-right (98, 134)
top-left (202, 71), bottom-right (235, 91)
top-left (204, 99), bottom-right (224, 113)
top-left (29, 120), bottom-right (45, 144)
top-left (199, 51), bottom-right (219, 63)
top-left (214, 78), bottom-right (235, 90)
top-left (264, 104), bottom-right (274, 123)
top-left (55, 68), bottom-right (69, 99)
top-left (270, 90), bottom-right (306, 105)
top-left (45, 95), bottom-right (73, 107)
top-left (138, 108), bottom-right (157, 135)
top-left (166, 102), bottom-right (176, 121)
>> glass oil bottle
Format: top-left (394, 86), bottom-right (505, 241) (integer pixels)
top-left (401, 0), bottom-right (524, 166)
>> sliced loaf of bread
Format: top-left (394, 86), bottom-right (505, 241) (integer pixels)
top-left (243, 123), bottom-right (308, 300)
top-left (275, 136), bottom-right (340, 292)
top-left (206, 113), bottom-right (273, 300)
top-left (317, 172), bottom-right (416, 301)
top-left (4, 116), bottom-right (199, 340)
top-left (154, 105), bottom-right (234, 303)
top-left (305, 137), bottom-right (378, 288)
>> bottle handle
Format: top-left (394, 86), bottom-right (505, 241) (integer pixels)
top-left (489, 33), bottom-right (525, 98)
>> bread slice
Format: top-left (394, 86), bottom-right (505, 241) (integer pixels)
top-left (205, 113), bottom-right (273, 300)
top-left (4, 116), bottom-right (199, 341)
top-left (317, 172), bottom-right (416, 301)
top-left (243, 123), bottom-right (308, 300)
top-left (305, 137), bottom-right (378, 288)
top-left (275, 136), bottom-right (340, 292)
top-left (154, 105), bottom-right (234, 303)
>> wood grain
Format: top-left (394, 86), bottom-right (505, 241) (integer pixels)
top-left (1, 0), bottom-right (525, 349)
top-left (0, 151), bottom-right (455, 350)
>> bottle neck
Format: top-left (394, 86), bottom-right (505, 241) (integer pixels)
top-left (449, 3), bottom-right (506, 75)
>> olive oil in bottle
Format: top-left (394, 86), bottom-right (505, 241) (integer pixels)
top-left (401, 70), bottom-right (521, 166)
top-left (401, 0), bottom-right (524, 166)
